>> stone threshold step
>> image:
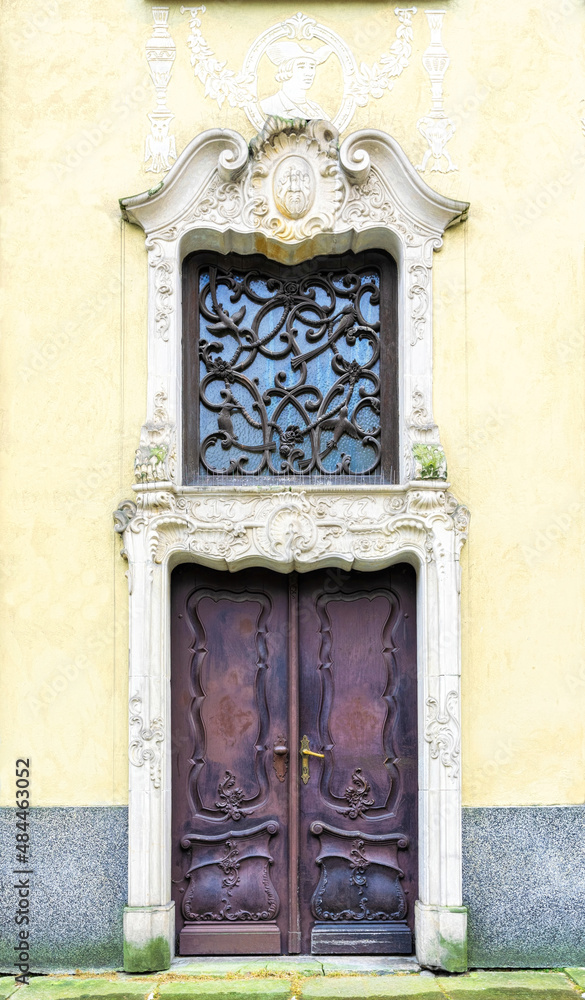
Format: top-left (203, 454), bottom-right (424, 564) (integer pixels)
top-left (3, 969), bottom-right (585, 1000)
top-left (170, 955), bottom-right (421, 977)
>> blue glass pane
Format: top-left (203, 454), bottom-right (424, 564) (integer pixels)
top-left (198, 264), bottom-right (382, 476)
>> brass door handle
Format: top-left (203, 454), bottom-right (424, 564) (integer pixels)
top-left (300, 735), bottom-right (324, 785)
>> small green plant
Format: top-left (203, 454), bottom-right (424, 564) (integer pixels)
top-left (149, 444), bottom-right (168, 464)
top-left (413, 443), bottom-right (447, 480)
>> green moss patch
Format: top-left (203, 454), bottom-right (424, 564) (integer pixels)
top-left (565, 968), bottom-right (585, 989)
top-left (302, 974), bottom-right (443, 998)
top-left (124, 936), bottom-right (170, 974)
top-left (157, 981), bottom-right (292, 1000)
top-left (0, 977), bottom-right (18, 999)
top-left (436, 970), bottom-right (580, 998)
top-left (438, 932), bottom-right (467, 974)
top-left (17, 978), bottom-right (151, 999)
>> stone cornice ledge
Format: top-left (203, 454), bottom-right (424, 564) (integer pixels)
top-left (114, 481), bottom-right (469, 574)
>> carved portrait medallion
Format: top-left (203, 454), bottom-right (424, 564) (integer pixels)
top-left (273, 155), bottom-right (315, 219)
top-left (181, 8), bottom-right (418, 134)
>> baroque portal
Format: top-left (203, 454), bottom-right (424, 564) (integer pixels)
top-left (116, 117), bottom-right (470, 973)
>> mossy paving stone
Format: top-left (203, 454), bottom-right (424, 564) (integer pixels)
top-left (301, 974), bottom-right (442, 999)
top-left (565, 969), bottom-right (585, 990)
top-left (233, 960), bottom-right (322, 977)
top-left (0, 978), bottom-right (19, 999)
top-left (157, 981), bottom-right (293, 1000)
top-left (168, 960), bottom-right (322, 978)
top-left (436, 970), bottom-right (581, 999)
top-left (17, 978), bottom-right (152, 999)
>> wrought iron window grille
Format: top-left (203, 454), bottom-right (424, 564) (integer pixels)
top-left (183, 252), bottom-right (398, 483)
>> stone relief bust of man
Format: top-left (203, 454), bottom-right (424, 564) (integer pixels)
top-left (260, 41), bottom-right (332, 120)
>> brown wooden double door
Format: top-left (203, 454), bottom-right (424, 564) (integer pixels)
top-left (171, 564), bottom-right (417, 956)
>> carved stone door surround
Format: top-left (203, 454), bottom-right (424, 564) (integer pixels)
top-left (115, 117), bottom-right (470, 972)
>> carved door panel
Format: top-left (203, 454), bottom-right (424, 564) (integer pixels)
top-left (171, 565), bottom-right (290, 955)
top-left (298, 566), bottom-right (418, 954)
top-left (171, 563), bottom-right (417, 956)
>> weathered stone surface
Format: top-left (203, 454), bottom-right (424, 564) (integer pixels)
top-left (20, 978), bottom-right (151, 999)
top-left (436, 970), bottom-right (580, 998)
top-left (302, 974), bottom-right (443, 998)
top-left (320, 958), bottom-right (419, 975)
top-left (158, 982), bottom-right (292, 1000)
top-left (565, 968), bottom-right (585, 989)
top-left (170, 957), bottom-right (418, 977)
top-left (463, 806), bottom-right (585, 968)
top-left (0, 807), bottom-right (127, 972)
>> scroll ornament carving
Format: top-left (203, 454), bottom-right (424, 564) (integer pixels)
top-left (147, 238), bottom-right (174, 342)
top-left (343, 768), bottom-right (375, 819)
top-left (409, 389), bottom-right (430, 429)
top-left (215, 770), bottom-right (248, 821)
top-left (339, 166), bottom-right (415, 239)
top-left (113, 486), bottom-right (468, 576)
top-left (408, 263), bottom-right (430, 345)
top-left (113, 499), bottom-right (138, 534)
top-left (129, 694), bottom-right (164, 788)
top-left (424, 690), bottom-right (460, 779)
top-left (217, 841), bottom-right (240, 892)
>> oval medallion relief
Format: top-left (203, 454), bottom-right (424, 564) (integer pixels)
top-left (273, 155), bottom-right (315, 220)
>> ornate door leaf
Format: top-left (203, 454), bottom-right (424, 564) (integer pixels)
top-left (314, 589), bottom-right (401, 819)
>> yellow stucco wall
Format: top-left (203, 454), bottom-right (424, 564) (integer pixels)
top-left (1, 0), bottom-right (584, 807)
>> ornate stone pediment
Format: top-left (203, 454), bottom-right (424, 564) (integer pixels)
top-left (121, 119), bottom-right (468, 254)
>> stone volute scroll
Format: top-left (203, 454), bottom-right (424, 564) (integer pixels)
top-left (117, 118), bottom-right (470, 975)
